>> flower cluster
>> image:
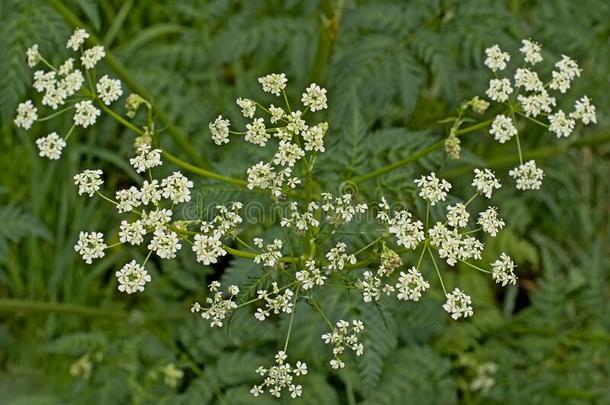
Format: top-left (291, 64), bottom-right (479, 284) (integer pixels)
top-left (321, 320), bottom-right (365, 369)
top-left (15, 29), bottom-right (124, 160)
top-left (191, 281), bottom-right (239, 327)
top-left (211, 76), bottom-right (328, 199)
top-left (480, 39), bottom-right (596, 190)
top-left (251, 351), bottom-right (307, 398)
top-left (443, 288), bottom-right (474, 320)
top-left (254, 282), bottom-right (295, 321)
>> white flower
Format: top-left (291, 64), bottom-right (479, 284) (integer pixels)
top-left (325, 242), bottom-right (357, 271)
top-left (519, 39), bottom-right (543, 64)
top-left (129, 144), bottom-right (163, 173)
top-left (258, 73), bottom-right (287, 96)
top-left (286, 111), bottom-right (307, 134)
top-left (509, 160), bottom-right (544, 190)
top-left (142, 208), bottom-right (172, 229)
top-left (192, 234), bottom-right (226, 265)
top-left (195, 281), bottom-right (239, 327)
top-left (517, 91), bottom-right (555, 118)
top-left (246, 161), bottom-right (275, 190)
top-left (36, 132), bottom-right (66, 160)
top-left (254, 239), bottom-right (284, 267)
top-left (26, 44), bottom-right (41, 67)
top-left (490, 114), bottom-right (517, 144)
top-left (115, 260), bottom-right (151, 294)
top-left (486, 78), bottom-right (513, 102)
top-left (73, 100), bottom-right (100, 128)
top-left (67, 28), bottom-right (89, 51)
top-left (250, 352), bottom-right (307, 399)
top-left (321, 319), bottom-right (364, 369)
top-left (355, 271), bottom-right (386, 303)
top-left (236, 97), bottom-right (256, 118)
top-left (60, 70), bottom-right (85, 96)
top-left (549, 55), bottom-right (581, 94)
top-left (484, 45), bottom-right (510, 71)
top-left (119, 220), bottom-right (147, 245)
top-left (447, 203), bottom-right (470, 228)
top-left (414, 172), bottom-right (451, 206)
top-left (115, 187), bottom-right (142, 213)
top-left (59, 58), bottom-right (74, 75)
top-left (428, 223), bottom-right (484, 266)
top-left (74, 169), bottom-right (103, 197)
top-left (555, 55), bottom-right (581, 81)
top-left (96, 75), bottom-right (123, 105)
top-left (395, 267), bottom-right (430, 301)
top-left (148, 228), bottom-right (181, 259)
top-left (302, 122), bottom-right (327, 152)
top-left (477, 206), bottom-right (505, 237)
top-left (514, 68), bottom-right (543, 92)
top-left (161, 171), bottom-right (193, 204)
top-left (491, 253), bottom-right (517, 286)
top-left (74, 231), bottom-right (106, 264)
top-left (571, 96), bottom-right (596, 125)
top-left (472, 168), bottom-right (501, 199)
top-left (289, 384), bottom-right (302, 399)
top-left (301, 83), bottom-right (327, 111)
top-left (245, 118), bottom-right (269, 146)
top-left (33, 70), bottom-right (56, 92)
top-left (140, 180), bottom-right (163, 205)
top-left (81, 46), bottom-right (105, 69)
top-left (273, 140), bottom-right (304, 167)
top-left (386, 210), bottom-right (425, 249)
top-left (296, 260), bottom-right (326, 290)
top-left (443, 288), bottom-right (474, 320)
top-left (14, 100), bottom-right (38, 130)
top-left (269, 104), bottom-right (285, 123)
top-left (548, 110), bottom-right (575, 138)
top-left (209, 115), bottom-right (230, 145)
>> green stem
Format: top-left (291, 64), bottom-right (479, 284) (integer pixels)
top-left (223, 245), bottom-right (300, 263)
top-left (162, 151), bottom-right (248, 188)
top-left (416, 242), bottom-right (427, 269)
top-left (353, 236), bottom-right (383, 256)
top-left (350, 118), bottom-right (493, 185)
top-left (427, 247), bottom-right (447, 295)
top-left (37, 105), bottom-right (74, 122)
top-left (444, 130), bottom-right (610, 178)
top-left (283, 286), bottom-right (300, 352)
top-left (309, 296), bottom-right (333, 329)
top-left (309, 0), bottom-right (344, 84)
top-left (461, 260), bottom-right (491, 274)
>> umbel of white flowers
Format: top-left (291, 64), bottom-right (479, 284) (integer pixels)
top-left (13, 28), bottom-right (591, 401)
top-left (483, 39), bottom-right (596, 190)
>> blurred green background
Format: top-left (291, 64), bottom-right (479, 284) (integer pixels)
top-left (1, 0), bottom-right (609, 404)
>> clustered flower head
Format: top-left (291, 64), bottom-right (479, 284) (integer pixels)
top-left (254, 282), bottom-right (295, 321)
top-left (491, 253), bottom-right (517, 286)
top-left (210, 75), bottom-right (328, 200)
top-left (191, 281), bottom-right (239, 327)
top-left (250, 351), bottom-right (307, 398)
top-left (480, 40), bottom-right (596, 190)
top-left (414, 172), bottom-right (452, 205)
top-left (116, 260), bottom-right (151, 294)
top-left (15, 28), bottom-right (124, 160)
top-left (395, 267), bottom-right (430, 301)
top-left (443, 288), bottom-right (474, 320)
top-left (321, 320), bottom-right (364, 369)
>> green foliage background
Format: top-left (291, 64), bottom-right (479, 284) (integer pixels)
top-left (1, 0), bottom-right (609, 404)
